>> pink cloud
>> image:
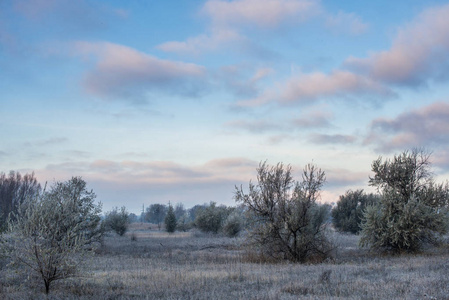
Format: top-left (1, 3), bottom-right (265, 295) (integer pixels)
top-left (202, 0), bottom-right (319, 28)
top-left (280, 71), bottom-right (391, 103)
top-left (345, 3), bottom-right (449, 85)
top-left (237, 70), bottom-right (393, 107)
top-left (366, 102), bottom-right (449, 152)
top-left (73, 41), bottom-right (206, 100)
top-left (158, 0), bottom-right (321, 55)
top-left (157, 29), bottom-right (242, 55)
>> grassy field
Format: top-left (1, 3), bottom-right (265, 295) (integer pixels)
top-left (1, 223), bottom-right (449, 299)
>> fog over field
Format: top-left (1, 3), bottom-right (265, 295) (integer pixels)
top-left (2, 0), bottom-right (449, 213)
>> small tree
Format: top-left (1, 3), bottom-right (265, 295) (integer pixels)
top-left (4, 177), bottom-right (102, 294)
top-left (145, 204), bottom-right (167, 230)
top-left (332, 190), bottom-right (379, 234)
top-left (165, 203), bottom-right (177, 233)
top-left (360, 149), bottom-right (449, 253)
top-left (104, 206), bottom-right (129, 236)
top-left (235, 162), bottom-right (333, 263)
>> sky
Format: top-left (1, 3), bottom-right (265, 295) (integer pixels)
top-left (2, 0), bottom-right (449, 214)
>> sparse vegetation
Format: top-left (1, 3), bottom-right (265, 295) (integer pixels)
top-left (235, 162), bottom-right (334, 263)
top-left (2, 151), bottom-right (449, 298)
top-left (2, 223), bottom-right (449, 299)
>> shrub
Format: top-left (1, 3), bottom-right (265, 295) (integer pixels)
top-left (332, 190), bottom-right (379, 234)
top-left (4, 177), bottom-right (102, 294)
top-left (235, 162), bottom-right (333, 263)
top-left (195, 202), bottom-right (230, 234)
top-left (222, 209), bottom-right (244, 237)
top-left (104, 206), bottom-right (129, 236)
top-left (360, 149), bottom-right (449, 253)
top-left (176, 213), bottom-right (192, 232)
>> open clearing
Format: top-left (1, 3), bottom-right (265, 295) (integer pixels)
top-left (2, 223), bottom-right (449, 299)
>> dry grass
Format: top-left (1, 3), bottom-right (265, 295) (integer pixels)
top-left (1, 223), bottom-right (449, 299)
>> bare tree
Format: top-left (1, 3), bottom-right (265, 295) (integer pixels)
top-left (235, 162), bottom-right (333, 263)
top-left (4, 177), bottom-right (102, 294)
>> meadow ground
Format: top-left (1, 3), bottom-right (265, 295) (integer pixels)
top-left (1, 223), bottom-right (449, 299)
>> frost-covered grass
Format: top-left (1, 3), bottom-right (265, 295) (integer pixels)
top-left (1, 223), bottom-right (449, 299)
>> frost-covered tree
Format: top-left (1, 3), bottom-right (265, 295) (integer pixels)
top-left (360, 149), bottom-right (449, 253)
top-left (235, 162), bottom-right (333, 263)
top-left (4, 177), bottom-right (102, 294)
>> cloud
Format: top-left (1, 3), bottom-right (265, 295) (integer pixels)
top-left (365, 102), bottom-right (449, 152)
top-left (13, 0), bottom-right (125, 32)
top-left (293, 110), bottom-right (333, 128)
top-left (157, 0), bottom-right (322, 55)
top-left (202, 0), bottom-right (319, 29)
top-left (226, 120), bottom-right (283, 133)
top-left (237, 70), bottom-right (394, 107)
top-left (73, 41), bottom-right (206, 101)
top-left (157, 29), bottom-right (243, 55)
top-left (36, 157), bottom-right (259, 211)
top-left (325, 168), bottom-right (368, 188)
top-left (345, 3), bottom-right (449, 86)
top-left (280, 71), bottom-right (392, 104)
top-left (309, 133), bottom-right (357, 145)
top-left (325, 11), bottom-right (368, 35)
top-left (217, 65), bottom-right (275, 98)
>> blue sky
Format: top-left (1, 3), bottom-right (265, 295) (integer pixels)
top-left (2, 0), bottom-right (449, 214)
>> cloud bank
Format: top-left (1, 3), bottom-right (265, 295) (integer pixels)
top-left (73, 41), bottom-right (206, 101)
